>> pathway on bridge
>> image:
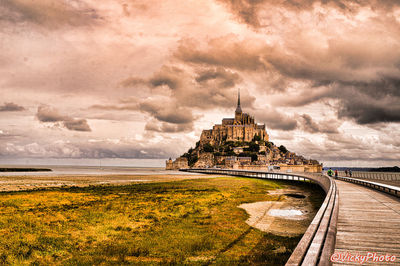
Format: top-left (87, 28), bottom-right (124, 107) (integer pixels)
top-left (333, 180), bottom-right (400, 265)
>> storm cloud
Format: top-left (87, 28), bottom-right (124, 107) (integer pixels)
top-left (36, 106), bottom-right (67, 122)
top-left (218, 0), bottom-right (400, 28)
top-left (299, 114), bottom-right (340, 134)
top-left (64, 119), bottom-right (91, 132)
top-left (36, 106), bottom-right (91, 132)
top-left (252, 107), bottom-right (298, 131)
top-left (0, 102), bottom-right (25, 112)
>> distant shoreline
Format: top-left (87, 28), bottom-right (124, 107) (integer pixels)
top-left (369, 166), bottom-right (400, 172)
top-left (323, 166), bottom-right (399, 172)
top-left (0, 168), bottom-right (52, 172)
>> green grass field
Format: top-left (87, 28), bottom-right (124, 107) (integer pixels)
top-left (0, 177), bottom-right (324, 265)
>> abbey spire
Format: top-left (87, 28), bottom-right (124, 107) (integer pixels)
top-left (235, 88), bottom-right (242, 114)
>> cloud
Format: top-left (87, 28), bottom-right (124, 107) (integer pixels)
top-left (0, 0), bottom-right (100, 29)
top-left (36, 105), bottom-right (67, 122)
top-left (120, 77), bottom-right (148, 88)
top-left (0, 130), bottom-right (20, 139)
top-left (149, 67), bottom-right (183, 90)
top-left (175, 36), bottom-right (268, 72)
top-left (63, 119), bottom-right (91, 132)
top-left (145, 120), bottom-right (193, 133)
top-left (216, 0), bottom-right (266, 28)
top-left (122, 66), bottom-right (185, 92)
top-left (139, 100), bottom-right (194, 124)
top-left (36, 105), bottom-right (91, 132)
top-left (121, 62), bottom-right (255, 112)
top-left (90, 104), bottom-right (138, 111)
top-left (299, 114), bottom-right (340, 134)
top-left (0, 137), bottom-right (183, 159)
top-left (253, 107), bottom-right (298, 131)
top-left (0, 102), bottom-right (25, 112)
top-left (238, 9), bottom-right (400, 125)
top-left (218, 0), bottom-right (400, 28)
top-left (195, 67), bottom-right (241, 88)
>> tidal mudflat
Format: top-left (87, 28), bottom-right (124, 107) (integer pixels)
top-left (0, 176), bottom-right (324, 265)
top-left (239, 187), bottom-right (319, 236)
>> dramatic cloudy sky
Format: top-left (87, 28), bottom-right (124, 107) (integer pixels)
top-left (1, 0), bottom-right (400, 167)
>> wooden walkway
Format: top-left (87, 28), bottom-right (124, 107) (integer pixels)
top-left (333, 180), bottom-right (400, 265)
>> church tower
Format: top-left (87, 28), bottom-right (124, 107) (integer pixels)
top-left (234, 89), bottom-right (242, 122)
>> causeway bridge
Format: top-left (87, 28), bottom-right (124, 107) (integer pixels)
top-left (180, 168), bottom-right (400, 265)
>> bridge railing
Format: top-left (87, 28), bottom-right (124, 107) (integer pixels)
top-left (337, 171), bottom-right (400, 181)
top-left (337, 176), bottom-right (400, 198)
top-left (180, 168), bottom-right (338, 266)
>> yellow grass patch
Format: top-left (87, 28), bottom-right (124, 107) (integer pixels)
top-left (0, 177), bottom-right (324, 265)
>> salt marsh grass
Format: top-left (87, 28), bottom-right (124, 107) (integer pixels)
top-left (0, 177), bottom-right (323, 265)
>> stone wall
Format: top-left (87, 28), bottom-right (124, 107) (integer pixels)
top-left (279, 164), bottom-right (322, 173)
top-left (239, 165), bottom-right (270, 171)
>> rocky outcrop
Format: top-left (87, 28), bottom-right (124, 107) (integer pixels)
top-left (193, 153), bottom-right (214, 168)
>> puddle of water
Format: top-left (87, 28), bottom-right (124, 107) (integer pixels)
top-left (285, 193), bottom-right (306, 199)
top-left (268, 209), bottom-right (303, 217)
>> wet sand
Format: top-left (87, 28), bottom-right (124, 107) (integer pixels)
top-left (238, 187), bottom-right (317, 236)
top-left (0, 174), bottom-right (220, 192)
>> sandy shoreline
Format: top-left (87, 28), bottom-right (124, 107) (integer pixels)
top-left (0, 174), bottom-right (220, 192)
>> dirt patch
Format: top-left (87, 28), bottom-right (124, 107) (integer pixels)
top-left (238, 187), bottom-right (317, 236)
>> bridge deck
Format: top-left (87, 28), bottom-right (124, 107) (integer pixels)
top-left (333, 180), bottom-right (400, 265)
top-left (347, 178), bottom-right (400, 188)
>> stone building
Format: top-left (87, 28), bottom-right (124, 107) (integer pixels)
top-left (238, 157), bottom-right (252, 165)
top-left (225, 156), bottom-right (237, 167)
top-left (200, 90), bottom-right (269, 146)
top-left (165, 157), bottom-right (188, 170)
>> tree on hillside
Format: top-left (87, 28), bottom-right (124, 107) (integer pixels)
top-left (248, 142), bottom-right (260, 152)
top-left (238, 152), bottom-right (257, 162)
top-left (279, 145), bottom-right (288, 154)
top-left (188, 155), bottom-right (198, 166)
top-left (225, 151), bottom-right (236, 156)
top-left (203, 143), bottom-right (214, 152)
top-left (182, 152), bottom-right (198, 167)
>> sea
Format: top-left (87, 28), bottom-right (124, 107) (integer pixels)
top-left (0, 158), bottom-right (191, 176)
top-left (0, 165), bottom-right (195, 177)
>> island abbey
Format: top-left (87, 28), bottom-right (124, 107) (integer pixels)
top-left (166, 90), bottom-right (322, 172)
top-left (200, 91), bottom-right (269, 146)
